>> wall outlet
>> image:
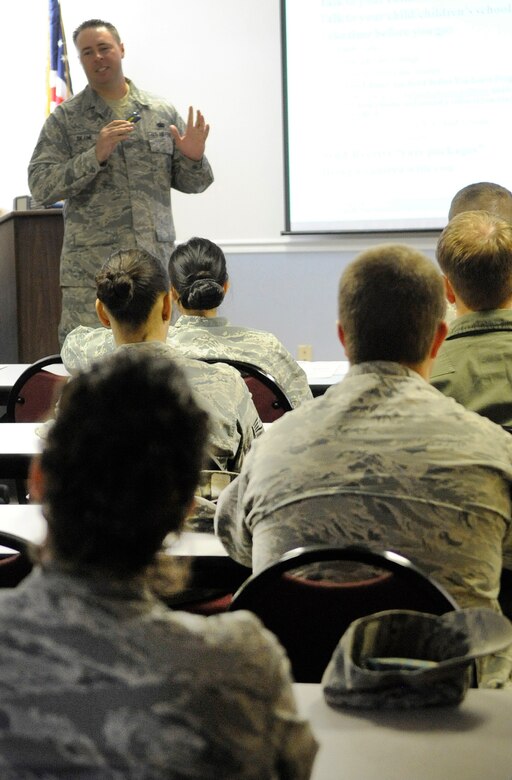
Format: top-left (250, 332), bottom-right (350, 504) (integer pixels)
top-left (297, 344), bottom-right (313, 361)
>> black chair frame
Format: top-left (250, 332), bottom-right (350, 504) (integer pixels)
top-left (230, 544), bottom-right (459, 682)
top-left (0, 530), bottom-right (34, 587)
top-left (4, 354), bottom-right (64, 423)
top-left (199, 357), bottom-right (293, 421)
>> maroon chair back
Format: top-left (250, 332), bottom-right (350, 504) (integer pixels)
top-left (230, 545), bottom-right (459, 683)
top-left (199, 358), bottom-right (293, 422)
top-left (5, 355), bottom-right (67, 423)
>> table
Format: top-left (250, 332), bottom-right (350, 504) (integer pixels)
top-left (298, 361), bottom-right (349, 396)
top-left (0, 364), bottom-right (30, 405)
top-left (0, 422), bottom-right (42, 478)
top-left (1, 362), bottom-right (349, 405)
top-left (294, 684), bottom-right (512, 780)
top-left (0, 503), bottom-right (247, 594)
top-left (0, 363), bottom-right (69, 407)
top-left (0, 504), bottom-right (229, 554)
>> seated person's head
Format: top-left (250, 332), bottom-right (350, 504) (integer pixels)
top-left (338, 245), bottom-right (446, 369)
top-left (448, 182), bottom-right (512, 223)
top-left (169, 237), bottom-right (229, 313)
top-left (30, 350), bottom-right (209, 579)
top-left (437, 210), bottom-right (512, 311)
top-left (95, 249), bottom-right (171, 339)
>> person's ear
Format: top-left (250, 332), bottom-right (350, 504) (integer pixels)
top-left (28, 457), bottom-right (46, 503)
top-left (443, 275), bottom-right (456, 305)
top-left (162, 292), bottom-right (172, 323)
top-left (170, 287), bottom-right (180, 303)
top-left (337, 322), bottom-right (351, 361)
top-left (430, 320), bottom-right (448, 359)
top-left (223, 280), bottom-right (230, 294)
top-left (96, 299), bottom-right (111, 328)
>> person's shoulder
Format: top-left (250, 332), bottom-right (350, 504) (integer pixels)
top-left (51, 87), bottom-right (89, 117)
top-left (167, 609), bottom-right (284, 663)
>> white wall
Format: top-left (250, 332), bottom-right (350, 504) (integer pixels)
top-left (0, 1), bottom-right (440, 360)
top-left (1, 0), bottom-right (284, 241)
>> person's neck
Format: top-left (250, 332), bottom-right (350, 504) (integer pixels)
top-left (112, 322), bottom-right (167, 346)
top-left (454, 296), bottom-right (512, 317)
top-left (179, 306), bottom-right (219, 319)
top-left (402, 360), bottom-right (430, 381)
top-left (94, 77), bottom-right (128, 101)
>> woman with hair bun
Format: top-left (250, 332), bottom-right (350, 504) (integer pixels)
top-left (62, 248), bottom-right (263, 472)
top-left (168, 237), bottom-right (312, 408)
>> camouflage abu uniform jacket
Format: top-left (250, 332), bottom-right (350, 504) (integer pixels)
top-left (215, 362), bottom-right (512, 610)
top-left (62, 334), bottom-right (263, 472)
top-left (167, 315), bottom-right (313, 408)
top-left (0, 564), bottom-right (317, 778)
top-left (431, 308), bottom-right (512, 427)
top-left (28, 81), bottom-right (213, 287)
top-left (216, 362), bottom-right (512, 685)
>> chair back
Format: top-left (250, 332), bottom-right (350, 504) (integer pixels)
top-left (229, 544), bottom-right (459, 682)
top-left (0, 530), bottom-right (33, 587)
top-left (5, 355), bottom-right (67, 423)
top-left (200, 357), bottom-right (293, 422)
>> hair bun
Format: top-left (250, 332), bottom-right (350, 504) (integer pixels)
top-left (186, 278), bottom-right (224, 310)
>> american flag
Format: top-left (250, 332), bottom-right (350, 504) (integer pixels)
top-left (47, 0), bottom-right (73, 114)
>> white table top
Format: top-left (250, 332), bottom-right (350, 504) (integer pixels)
top-left (298, 361), bottom-right (349, 386)
top-left (293, 684), bottom-right (512, 780)
top-left (0, 362), bottom-right (348, 392)
top-left (0, 423), bottom-right (43, 456)
top-left (0, 364), bottom-right (31, 388)
top-left (0, 363), bottom-right (68, 395)
top-left (0, 504), bottom-right (228, 556)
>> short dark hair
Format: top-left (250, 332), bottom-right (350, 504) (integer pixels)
top-left (448, 182), bottom-right (512, 223)
top-left (40, 350), bottom-right (209, 578)
top-left (73, 19), bottom-right (121, 45)
top-left (437, 210), bottom-right (512, 310)
top-left (96, 249), bottom-right (169, 329)
top-left (338, 245), bottom-right (445, 365)
top-left (169, 237), bottom-right (228, 311)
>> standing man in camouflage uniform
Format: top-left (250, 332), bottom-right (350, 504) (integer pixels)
top-left (28, 18), bottom-right (213, 343)
top-left (215, 245), bottom-right (512, 686)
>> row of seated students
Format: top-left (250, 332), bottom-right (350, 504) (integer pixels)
top-left (210, 182), bottom-right (512, 691)
top-left (56, 183), bottom-right (512, 685)
top-left (1, 180), bottom-right (511, 771)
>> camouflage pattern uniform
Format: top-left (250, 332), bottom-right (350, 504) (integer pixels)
top-left (63, 333), bottom-right (263, 472)
top-left (28, 81), bottom-right (214, 340)
top-left (431, 309), bottom-right (512, 427)
top-left (167, 315), bottom-right (313, 408)
top-left (215, 362), bottom-right (512, 608)
top-left (0, 563), bottom-right (317, 777)
top-left (216, 362), bottom-right (512, 685)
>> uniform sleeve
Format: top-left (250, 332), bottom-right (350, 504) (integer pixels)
top-left (214, 470), bottom-right (254, 568)
top-left (231, 381), bottom-right (264, 472)
top-left (211, 612), bottom-right (318, 778)
top-left (269, 338), bottom-right (313, 408)
top-left (28, 112), bottom-right (103, 205)
top-left (172, 151), bottom-right (214, 194)
top-left (61, 326), bottom-right (116, 373)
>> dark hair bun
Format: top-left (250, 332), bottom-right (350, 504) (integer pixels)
top-left (97, 271), bottom-right (134, 313)
top-left (183, 278), bottom-right (225, 310)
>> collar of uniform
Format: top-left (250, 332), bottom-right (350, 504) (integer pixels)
top-left (346, 361), bottom-right (420, 380)
top-left (174, 315), bottom-right (229, 329)
top-left (83, 78), bottom-right (150, 116)
top-left (446, 308), bottom-right (512, 340)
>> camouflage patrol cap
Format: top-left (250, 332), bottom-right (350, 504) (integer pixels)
top-left (322, 608), bottom-right (512, 709)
